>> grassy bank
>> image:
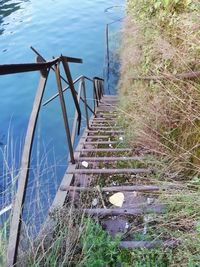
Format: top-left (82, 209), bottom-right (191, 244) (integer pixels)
top-left (118, 0), bottom-right (200, 265)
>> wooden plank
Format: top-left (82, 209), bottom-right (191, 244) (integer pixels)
top-left (96, 111), bottom-right (117, 114)
top-left (98, 103), bottom-right (116, 106)
top-left (79, 148), bottom-right (131, 152)
top-left (68, 168), bottom-right (150, 174)
top-left (91, 122), bottom-right (115, 125)
top-left (91, 122), bottom-right (117, 125)
top-left (78, 156), bottom-right (144, 161)
top-left (60, 185), bottom-right (160, 192)
top-left (85, 135), bottom-right (110, 139)
top-left (84, 141), bottom-right (119, 145)
top-left (89, 126), bottom-right (121, 130)
top-left (93, 118), bottom-right (114, 120)
top-left (7, 73), bottom-right (49, 267)
top-left (95, 113), bottom-right (117, 117)
top-left (84, 205), bottom-right (167, 216)
top-left (92, 118), bottom-right (114, 121)
top-left (103, 95), bottom-right (117, 98)
top-left (86, 130), bottom-right (124, 134)
top-left (96, 107), bottom-right (115, 111)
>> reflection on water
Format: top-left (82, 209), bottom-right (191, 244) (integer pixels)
top-left (0, 0), bottom-right (28, 35)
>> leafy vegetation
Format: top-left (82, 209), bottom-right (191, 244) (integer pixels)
top-left (118, 0), bottom-right (200, 265)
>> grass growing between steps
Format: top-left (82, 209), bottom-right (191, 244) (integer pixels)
top-left (24, 209), bottom-right (121, 266)
top-left (24, 207), bottom-right (176, 267)
top-left (117, 0), bottom-right (200, 265)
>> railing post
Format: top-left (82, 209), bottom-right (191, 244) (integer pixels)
top-left (71, 79), bottom-right (82, 147)
top-left (95, 79), bottom-right (100, 103)
top-left (55, 63), bottom-right (75, 164)
top-left (93, 79), bottom-right (98, 110)
top-left (97, 80), bottom-right (102, 101)
top-left (61, 57), bottom-right (82, 135)
top-left (82, 77), bottom-right (90, 130)
top-left (7, 71), bottom-right (49, 267)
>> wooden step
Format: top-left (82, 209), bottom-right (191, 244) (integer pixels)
top-left (84, 141), bottom-right (119, 145)
top-left (92, 118), bottom-right (114, 121)
top-left (90, 122), bottom-right (119, 128)
top-left (89, 126), bottom-right (121, 130)
top-left (79, 148), bottom-right (131, 153)
top-left (84, 205), bottom-right (167, 216)
top-left (92, 120), bottom-right (115, 124)
top-left (78, 156), bottom-right (144, 161)
top-left (86, 130), bottom-right (124, 134)
top-left (60, 185), bottom-right (160, 192)
top-left (68, 168), bottom-right (150, 174)
top-left (95, 114), bottom-right (118, 117)
top-left (85, 135), bottom-right (110, 139)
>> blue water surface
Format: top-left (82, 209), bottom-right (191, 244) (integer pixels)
top-left (0, 0), bottom-right (124, 229)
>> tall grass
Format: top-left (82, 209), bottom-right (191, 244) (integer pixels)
top-left (117, 0), bottom-right (200, 265)
top-left (120, 0), bottom-right (200, 178)
top-left (0, 125), bottom-right (66, 266)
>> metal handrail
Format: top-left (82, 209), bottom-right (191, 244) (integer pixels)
top-left (1, 51), bottom-right (104, 267)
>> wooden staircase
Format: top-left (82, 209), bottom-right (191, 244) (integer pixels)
top-left (53, 95), bottom-right (173, 249)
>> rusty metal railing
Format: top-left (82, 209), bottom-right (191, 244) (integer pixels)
top-left (0, 49), bottom-right (104, 266)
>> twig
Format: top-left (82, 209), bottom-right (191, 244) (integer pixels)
top-left (96, 185), bottom-right (107, 209)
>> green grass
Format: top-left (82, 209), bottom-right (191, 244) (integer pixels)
top-left (117, 0), bottom-right (200, 265)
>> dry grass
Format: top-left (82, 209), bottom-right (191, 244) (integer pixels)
top-left (119, 2), bottom-right (200, 178)
top-left (117, 1), bottom-right (200, 265)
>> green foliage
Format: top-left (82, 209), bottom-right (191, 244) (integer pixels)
top-left (0, 221), bottom-right (8, 267)
top-left (128, 0), bottom-right (195, 19)
top-left (79, 217), bottom-right (121, 267)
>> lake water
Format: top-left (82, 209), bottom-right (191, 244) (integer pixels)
top-left (0, 0), bottom-right (124, 229)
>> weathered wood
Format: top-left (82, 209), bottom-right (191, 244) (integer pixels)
top-left (95, 113), bottom-right (117, 117)
top-left (67, 168), bottom-right (150, 174)
top-left (7, 73), bottom-right (49, 267)
top-left (84, 141), bottom-right (119, 145)
top-left (86, 130), bottom-right (124, 134)
top-left (78, 156), bottom-right (144, 161)
top-left (60, 185), bottom-right (160, 192)
top-left (91, 123), bottom-right (117, 126)
top-left (85, 135), bottom-right (110, 139)
top-left (79, 148), bottom-right (131, 152)
top-left (89, 126), bottom-right (121, 130)
top-left (84, 205), bottom-right (167, 216)
top-left (103, 95), bottom-right (117, 98)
